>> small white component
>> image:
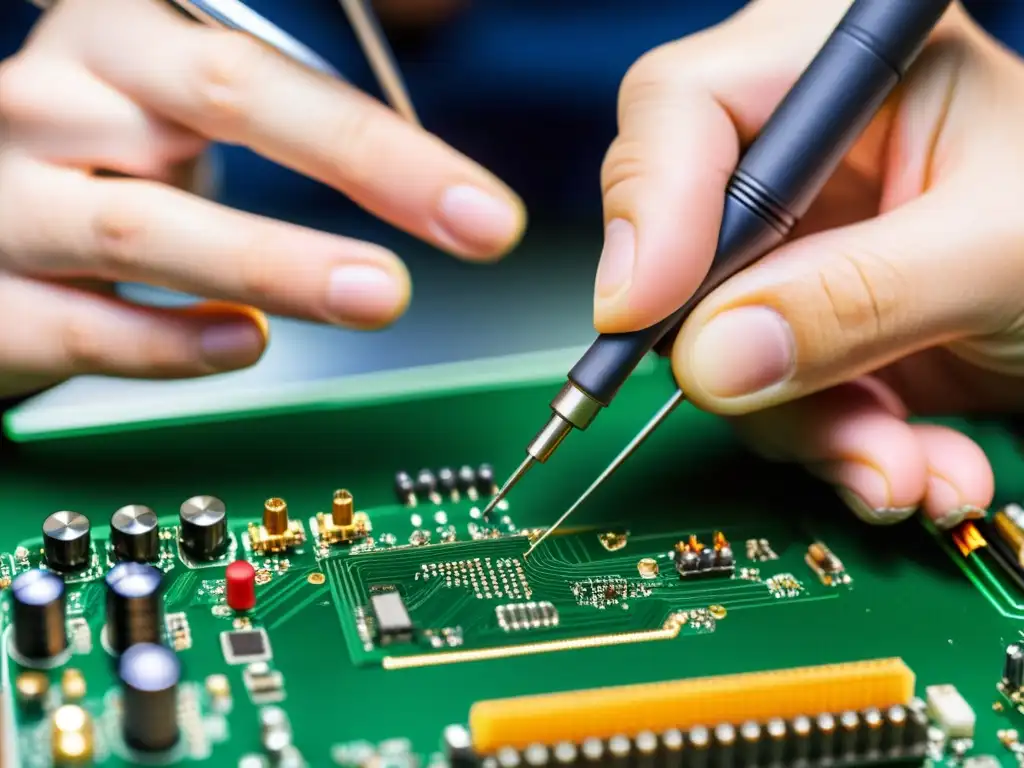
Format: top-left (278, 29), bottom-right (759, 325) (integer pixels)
top-left (926, 684), bottom-right (976, 738)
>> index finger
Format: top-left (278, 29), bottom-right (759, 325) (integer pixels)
top-left (80, 0), bottom-right (525, 261)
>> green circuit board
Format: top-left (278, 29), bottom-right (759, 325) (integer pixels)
top-left (2, 369), bottom-right (1024, 766)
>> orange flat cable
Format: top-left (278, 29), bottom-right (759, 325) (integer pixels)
top-left (470, 657), bottom-right (914, 753)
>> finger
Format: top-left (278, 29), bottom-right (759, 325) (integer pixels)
top-left (0, 273), bottom-right (268, 383)
top-left (910, 423), bottom-right (993, 529)
top-left (673, 177), bottom-right (1023, 415)
top-left (594, 0), bottom-right (863, 332)
top-left (0, 55), bottom-right (203, 178)
top-left (732, 380), bottom-right (928, 525)
top-left (77, 0), bottom-right (525, 261)
top-left (0, 156), bottom-right (412, 329)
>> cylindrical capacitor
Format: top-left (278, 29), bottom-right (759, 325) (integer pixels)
top-left (394, 471), bottom-right (415, 504)
top-left (883, 705), bottom-right (907, 751)
top-left (110, 505), bottom-right (160, 563)
top-left (906, 699), bottom-right (929, 750)
top-left (476, 464), bottom-right (496, 495)
top-left (415, 469), bottom-right (438, 500)
top-left (838, 711), bottom-right (860, 755)
top-left (12, 569), bottom-right (67, 662)
top-left (661, 729), bottom-right (684, 768)
top-left (863, 708), bottom-right (883, 753)
top-left (437, 467), bottom-right (458, 497)
top-left (443, 725), bottom-right (476, 768)
top-left (1005, 643), bottom-right (1024, 690)
top-left (105, 562), bottom-right (163, 654)
top-left (552, 742), bottom-right (577, 766)
top-left (607, 735), bottom-right (630, 768)
top-left (119, 643), bottom-right (180, 752)
top-left (764, 719), bottom-right (786, 765)
top-left (43, 511), bottom-right (91, 572)
top-left (738, 721), bottom-right (760, 768)
top-left (225, 560), bottom-right (257, 611)
top-left (791, 715), bottom-right (812, 762)
top-left (634, 731), bottom-right (657, 768)
top-left (688, 726), bottom-right (710, 768)
top-left (814, 713), bottom-right (836, 760)
top-left (713, 723), bottom-right (735, 768)
top-left (456, 466), bottom-right (477, 495)
top-left (263, 498), bottom-right (288, 536)
top-left (580, 738), bottom-right (603, 765)
top-left (179, 495), bottom-right (227, 561)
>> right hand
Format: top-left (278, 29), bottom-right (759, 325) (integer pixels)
top-left (0, 0), bottom-right (525, 398)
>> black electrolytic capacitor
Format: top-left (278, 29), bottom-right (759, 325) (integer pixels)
top-left (105, 562), bottom-right (164, 654)
top-left (456, 466), bottom-right (476, 493)
top-left (1006, 643), bottom-right (1024, 690)
top-left (414, 469), bottom-right (437, 498)
top-left (178, 495), bottom-right (227, 561)
top-left (394, 471), bottom-right (415, 503)
top-left (110, 505), bottom-right (160, 562)
top-left (42, 511), bottom-right (91, 572)
top-left (119, 643), bottom-right (180, 752)
top-left (475, 464), bottom-right (496, 495)
top-left (11, 569), bottom-right (67, 662)
top-left (437, 467), bottom-right (457, 496)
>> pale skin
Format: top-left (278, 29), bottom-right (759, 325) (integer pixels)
top-left (0, 0), bottom-right (1019, 531)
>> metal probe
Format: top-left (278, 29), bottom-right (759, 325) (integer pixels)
top-left (523, 389), bottom-right (686, 558)
top-left (487, 0), bottom-right (954, 530)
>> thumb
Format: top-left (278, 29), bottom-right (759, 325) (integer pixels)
top-left (594, 0), bottom-right (853, 332)
top-left (672, 183), bottom-right (1021, 414)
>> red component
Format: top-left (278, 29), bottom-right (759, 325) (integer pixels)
top-left (225, 560), bottom-right (257, 611)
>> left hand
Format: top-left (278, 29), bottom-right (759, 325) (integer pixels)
top-left (593, 0), bottom-right (1024, 531)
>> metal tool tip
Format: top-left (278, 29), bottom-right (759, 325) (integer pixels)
top-left (481, 455), bottom-right (535, 519)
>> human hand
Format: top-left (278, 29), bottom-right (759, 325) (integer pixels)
top-left (0, 0), bottom-right (523, 398)
top-left (595, 0), bottom-right (1024, 529)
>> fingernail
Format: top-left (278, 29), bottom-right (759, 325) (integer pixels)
top-left (199, 321), bottom-right (265, 369)
top-left (595, 219), bottom-right (636, 300)
top-left (836, 486), bottom-right (916, 526)
top-left (434, 185), bottom-right (523, 257)
top-left (690, 307), bottom-right (794, 398)
top-left (328, 264), bottom-right (405, 325)
top-left (933, 505), bottom-right (986, 530)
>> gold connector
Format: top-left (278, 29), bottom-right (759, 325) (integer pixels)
top-left (332, 489), bottom-right (354, 526)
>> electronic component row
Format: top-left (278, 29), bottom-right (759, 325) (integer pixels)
top-left (452, 704), bottom-right (928, 768)
top-left (673, 533), bottom-right (734, 578)
top-left (394, 464), bottom-right (497, 506)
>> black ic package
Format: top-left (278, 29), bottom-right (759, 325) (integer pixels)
top-left (220, 628), bottom-right (272, 664)
top-left (370, 590), bottom-right (414, 645)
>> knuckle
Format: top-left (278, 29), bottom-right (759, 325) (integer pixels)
top-left (194, 31), bottom-right (266, 131)
top-left (600, 136), bottom-right (645, 202)
top-left (0, 56), bottom-right (44, 123)
top-left (59, 314), bottom-right (109, 374)
top-left (815, 249), bottom-right (905, 339)
top-left (91, 186), bottom-right (150, 276)
top-left (326, 103), bottom-right (382, 189)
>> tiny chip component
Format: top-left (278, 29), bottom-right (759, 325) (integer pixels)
top-left (495, 602), bottom-right (558, 631)
top-left (370, 590), bottom-right (414, 645)
top-left (674, 532), bottom-right (734, 578)
top-left (926, 684), bottom-right (976, 738)
top-left (243, 662), bottom-right (285, 704)
top-left (221, 627), bottom-right (273, 665)
top-left (805, 541), bottom-right (850, 585)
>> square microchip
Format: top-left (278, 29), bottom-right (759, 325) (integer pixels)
top-left (220, 628), bottom-right (272, 665)
top-left (370, 590), bottom-right (413, 645)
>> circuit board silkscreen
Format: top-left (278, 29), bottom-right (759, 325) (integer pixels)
top-left (1, 372), bottom-right (1024, 767)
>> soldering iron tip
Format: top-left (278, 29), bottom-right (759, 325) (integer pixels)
top-left (481, 455), bottom-right (535, 519)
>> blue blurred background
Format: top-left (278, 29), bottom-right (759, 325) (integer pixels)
top-left (3, 1), bottom-right (1024, 434)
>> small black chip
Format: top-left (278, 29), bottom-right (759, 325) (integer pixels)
top-left (370, 590), bottom-right (413, 645)
top-left (220, 628), bottom-right (272, 664)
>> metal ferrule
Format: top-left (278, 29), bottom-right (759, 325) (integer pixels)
top-left (549, 381), bottom-right (602, 430)
top-left (526, 415), bottom-right (573, 463)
